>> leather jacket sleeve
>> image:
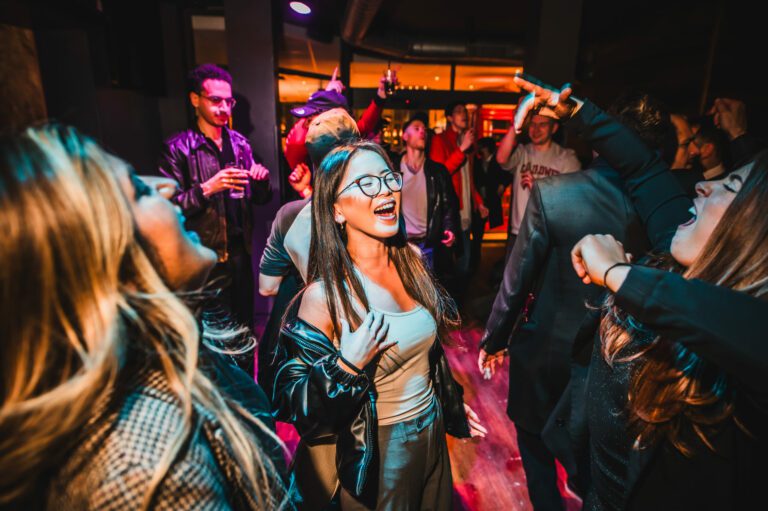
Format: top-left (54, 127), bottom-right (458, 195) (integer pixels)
top-left (481, 183), bottom-right (550, 354)
top-left (272, 319), bottom-right (371, 440)
top-left (437, 164), bottom-right (460, 240)
top-left (158, 143), bottom-right (210, 216)
top-left (568, 101), bottom-right (691, 251)
top-left (615, 266), bottom-right (768, 394)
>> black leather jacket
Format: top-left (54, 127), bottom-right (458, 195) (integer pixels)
top-left (272, 314), bottom-right (470, 508)
top-left (158, 127), bottom-right (271, 260)
top-left (393, 156), bottom-right (460, 247)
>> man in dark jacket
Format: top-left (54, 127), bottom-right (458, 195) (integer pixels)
top-left (158, 64), bottom-right (271, 371)
top-left (395, 117), bottom-right (460, 269)
top-left (478, 92), bottom-right (671, 508)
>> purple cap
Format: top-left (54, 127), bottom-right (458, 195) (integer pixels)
top-left (290, 90), bottom-right (349, 118)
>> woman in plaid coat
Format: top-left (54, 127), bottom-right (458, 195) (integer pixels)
top-left (0, 126), bottom-right (290, 510)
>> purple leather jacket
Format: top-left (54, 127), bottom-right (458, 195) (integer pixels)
top-left (158, 127), bottom-right (271, 260)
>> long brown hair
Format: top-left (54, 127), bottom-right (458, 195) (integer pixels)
top-left (0, 126), bottom-right (287, 509)
top-left (601, 153), bottom-right (768, 455)
top-left (307, 140), bottom-right (458, 341)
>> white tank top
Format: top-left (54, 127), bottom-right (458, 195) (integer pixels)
top-left (371, 304), bottom-right (436, 425)
top-left (346, 268), bottom-right (438, 425)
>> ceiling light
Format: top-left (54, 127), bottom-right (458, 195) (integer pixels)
top-left (289, 2), bottom-right (311, 15)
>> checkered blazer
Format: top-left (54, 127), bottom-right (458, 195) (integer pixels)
top-left (45, 371), bottom-right (267, 510)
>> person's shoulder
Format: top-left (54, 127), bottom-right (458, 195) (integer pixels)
top-left (297, 281), bottom-right (334, 337)
top-left (227, 128), bottom-right (250, 146)
top-left (51, 374), bottom-right (226, 508)
top-left (164, 129), bottom-right (197, 148)
top-left (276, 198), bottom-right (311, 231)
top-left (425, 158), bottom-right (449, 174)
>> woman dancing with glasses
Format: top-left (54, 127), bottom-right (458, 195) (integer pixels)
top-left (273, 140), bottom-right (486, 510)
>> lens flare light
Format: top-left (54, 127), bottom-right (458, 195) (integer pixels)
top-left (289, 1), bottom-right (312, 15)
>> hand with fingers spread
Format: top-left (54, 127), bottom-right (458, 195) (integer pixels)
top-left (512, 74), bottom-right (583, 134)
top-left (337, 311), bottom-right (395, 373)
top-left (571, 234), bottom-right (632, 288)
top-left (464, 404), bottom-right (488, 438)
top-left (201, 168), bottom-right (249, 197)
top-left (477, 348), bottom-right (506, 380)
top-left (708, 98), bottom-right (747, 141)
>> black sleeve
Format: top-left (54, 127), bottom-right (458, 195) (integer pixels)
top-left (730, 133), bottom-right (763, 168)
top-left (435, 163), bottom-right (460, 239)
top-left (158, 143), bottom-right (210, 216)
top-left (272, 352), bottom-right (371, 439)
top-left (480, 182), bottom-right (550, 353)
top-left (568, 101), bottom-right (692, 250)
top-left (614, 266), bottom-right (768, 393)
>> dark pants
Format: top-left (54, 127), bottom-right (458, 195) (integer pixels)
top-left (516, 426), bottom-right (564, 511)
top-left (206, 239), bottom-right (255, 378)
top-left (469, 212), bottom-right (486, 272)
top-left (341, 399), bottom-right (452, 510)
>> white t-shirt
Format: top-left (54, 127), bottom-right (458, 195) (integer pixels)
top-left (400, 159), bottom-right (429, 239)
top-left (501, 142), bottom-right (581, 235)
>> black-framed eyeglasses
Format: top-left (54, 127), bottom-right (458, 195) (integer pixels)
top-left (337, 171), bottom-right (403, 198)
top-left (198, 94), bottom-right (237, 108)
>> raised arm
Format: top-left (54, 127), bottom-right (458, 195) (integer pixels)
top-left (513, 74), bottom-right (691, 250)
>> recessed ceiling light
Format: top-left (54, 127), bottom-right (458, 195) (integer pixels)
top-left (289, 2), bottom-right (311, 15)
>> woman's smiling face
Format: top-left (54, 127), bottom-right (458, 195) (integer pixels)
top-left (333, 150), bottom-right (402, 240)
top-left (671, 163), bottom-right (753, 267)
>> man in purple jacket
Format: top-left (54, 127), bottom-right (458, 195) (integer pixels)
top-left (158, 64), bottom-right (271, 374)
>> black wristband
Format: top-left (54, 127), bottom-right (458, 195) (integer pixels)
top-left (337, 354), bottom-right (364, 375)
top-left (603, 262), bottom-right (632, 288)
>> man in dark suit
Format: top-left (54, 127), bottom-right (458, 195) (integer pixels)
top-left (478, 92), bottom-right (670, 509)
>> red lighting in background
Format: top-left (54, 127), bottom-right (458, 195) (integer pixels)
top-left (289, 1), bottom-right (312, 15)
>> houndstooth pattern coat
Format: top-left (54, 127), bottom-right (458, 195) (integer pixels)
top-left (45, 371), bottom-right (266, 510)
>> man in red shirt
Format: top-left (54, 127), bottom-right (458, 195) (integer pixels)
top-left (430, 101), bottom-right (488, 291)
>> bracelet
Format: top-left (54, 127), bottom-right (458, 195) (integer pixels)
top-left (337, 354), bottom-right (363, 375)
top-left (300, 186), bottom-right (313, 198)
top-left (603, 262), bottom-right (632, 288)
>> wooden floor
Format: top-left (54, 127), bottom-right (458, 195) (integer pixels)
top-left (270, 241), bottom-right (582, 510)
top-left (444, 325), bottom-right (581, 511)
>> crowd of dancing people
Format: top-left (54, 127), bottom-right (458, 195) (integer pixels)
top-left (1, 61), bottom-right (766, 511)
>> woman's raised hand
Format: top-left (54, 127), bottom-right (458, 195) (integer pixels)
top-left (338, 311), bottom-right (395, 372)
top-left (512, 73), bottom-right (581, 134)
top-left (571, 234), bottom-right (632, 287)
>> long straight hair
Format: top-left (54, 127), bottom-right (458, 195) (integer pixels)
top-left (307, 140), bottom-right (458, 341)
top-left (601, 152), bottom-right (768, 454)
top-left (0, 126), bottom-right (288, 509)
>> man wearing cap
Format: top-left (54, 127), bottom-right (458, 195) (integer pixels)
top-left (283, 70), bottom-right (392, 195)
top-left (257, 107), bottom-right (360, 392)
top-left (158, 63), bottom-right (271, 376)
top-left (395, 117), bottom-right (460, 270)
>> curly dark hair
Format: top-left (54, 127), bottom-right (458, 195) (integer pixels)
top-left (187, 64), bottom-right (232, 93)
top-left (608, 90), bottom-right (676, 164)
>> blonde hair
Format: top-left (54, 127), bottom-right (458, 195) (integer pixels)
top-left (601, 155), bottom-right (768, 455)
top-left (0, 126), bottom-right (288, 509)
